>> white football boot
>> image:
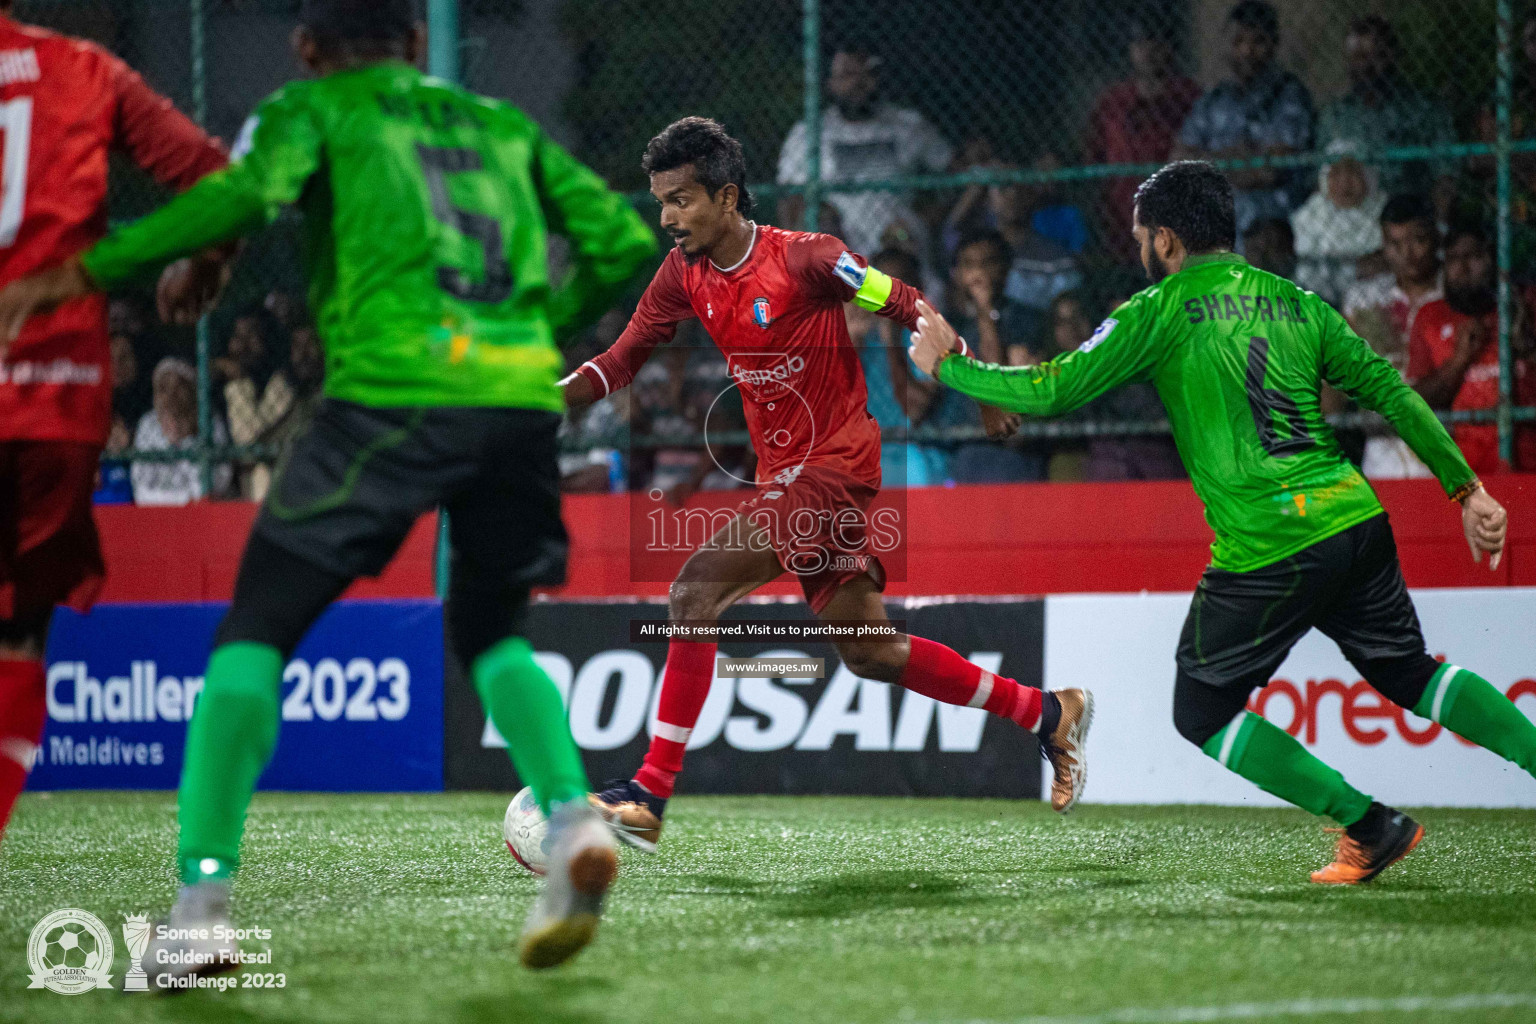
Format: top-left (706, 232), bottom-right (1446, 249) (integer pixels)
top-left (140, 881), bottom-right (241, 992)
top-left (518, 802), bottom-right (619, 969)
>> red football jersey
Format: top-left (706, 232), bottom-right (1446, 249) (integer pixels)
top-left (1407, 297), bottom-right (1536, 472)
top-left (581, 225), bottom-right (924, 487)
top-left (0, 17), bottom-right (226, 444)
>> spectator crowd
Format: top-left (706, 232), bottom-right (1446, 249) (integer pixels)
top-left (98, 287), bottom-right (324, 506)
top-left (100, 1), bottom-right (1536, 504)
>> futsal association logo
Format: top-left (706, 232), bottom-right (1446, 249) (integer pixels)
top-left (26, 908), bottom-right (115, 994)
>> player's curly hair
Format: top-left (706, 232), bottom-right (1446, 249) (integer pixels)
top-left (642, 117), bottom-right (755, 218)
top-left (1133, 161), bottom-right (1236, 254)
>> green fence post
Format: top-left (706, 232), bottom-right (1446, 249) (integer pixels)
top-left (191, 0), bottom-right (213, 498)
top-left (1496, 0), bottom-right (1514, 465)
top-left (801, 0), bottom-right (820, 232)
top-left (428, 0), bottom-right (460, 86)
top-left (428, 0), bottom-right (459, 599)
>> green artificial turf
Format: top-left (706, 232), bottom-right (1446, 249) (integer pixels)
top-left (3, 793), bottom-right (1534, 1024)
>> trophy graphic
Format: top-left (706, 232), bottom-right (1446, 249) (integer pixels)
top-left (122, 913), bottom-right (152, 991)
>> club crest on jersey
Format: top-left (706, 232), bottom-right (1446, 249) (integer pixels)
top-left (752, 296), bottom-right (773, 329)
top-left (833, 251), bottom-right (867, 290)
top-left (1079, 317), bottom-right (1118, 353)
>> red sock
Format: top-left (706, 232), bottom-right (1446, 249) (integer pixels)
top-left (900, 636), bottom-right (1042, 731)
top-left (635, 640), bottom-right (717, 798)
top-left (0, 659), bottom-right (46, 842)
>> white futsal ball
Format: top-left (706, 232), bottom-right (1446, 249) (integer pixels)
top-left (503, 786), bottom-right (550, 875)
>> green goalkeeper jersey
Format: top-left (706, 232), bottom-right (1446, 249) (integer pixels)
top-left (937, 252), bottom-right (1476, 572)
top-left (82, 61), bottom-right (655, 412)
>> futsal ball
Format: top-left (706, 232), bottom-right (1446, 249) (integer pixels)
top-left (41, 922), bottom-right (101, 971)
top-left (503, 786), bottom-right (550, 875)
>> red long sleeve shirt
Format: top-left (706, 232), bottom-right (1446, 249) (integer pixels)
top-left (0, 18), bottom-right (228, 443)
top-left (580, 225), bottom-right (928, 487)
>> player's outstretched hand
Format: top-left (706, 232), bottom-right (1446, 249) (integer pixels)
top-left (0, 259), bottom-right (94, 352)
top-left (1462, 484), bottom-right (1508, 570)
top-left (910, 299), bottom-right (962, 376)
top-left (158, 250), bottom-right (232, 326)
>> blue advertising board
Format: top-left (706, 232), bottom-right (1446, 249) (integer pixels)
top-left (30, 600), bottom-right (444, 791)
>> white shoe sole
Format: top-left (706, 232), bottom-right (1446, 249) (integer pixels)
top-left (1056, 689), bottom-right (1094, 814)
top-left (602, 821), bottom-right (657, 853)
top-left (519, 835), bottom-right (618, 970)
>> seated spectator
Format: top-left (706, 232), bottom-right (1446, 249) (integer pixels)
top-left (269, 322), bottom-right (325, 458)
top-left (1409, 225), bottom-right (1536, 473)
top-left (1022, 152), bottom-right (1089, 255)
top-left (946, 231), bottom-right (1045, 482)
top-left (108, 331), bottom-right (149, 450)
top-left (1036, 291), bottom-right (1093, 480)
top-left (950, 229), bottom-right (1047, 367)
top-left (848, 249), bottom-right (958, 487)
top-left (1084, 20), bottom-right (1202, 262)
top-left (994, 176), bottom-right (1084, 314)
top-left (95, 330), bottom-right (150, 504)
top-left (1342, 193), bottom-right (1443, 478)
top-left (945, 150), bottom-right (1089, 260)
top-left (131, 357), bottom-right (232, 505)
top-left (1242, 217), bottom-right (1296, 279)
top-left (1173, 0), bottom-right (1314, 239)
top-left (264, 287), bottom-right (300, 333)
top-left (1317, 16), bottom-right (1457, 217)
top-left (1291, 143), bottom-right (1386, 306)
top-left (215, 305), bottom-right (297, 501)
top-left (776, 46), bottom-right (952, 260)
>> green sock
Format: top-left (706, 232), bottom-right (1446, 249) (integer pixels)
top-left (177, 642), bottom-right (284, 885)
top-left (1415, 664), bottom-right (1536, 776)
top-left (473, 637), bottom-right (589, 814)
top-left (1202, 711), bottom-right (1373, 825)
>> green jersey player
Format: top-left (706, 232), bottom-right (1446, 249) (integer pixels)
top-left (910, 161), bottom-right (1533, 885)
top-left (0, 0), bottom-right (655, 973)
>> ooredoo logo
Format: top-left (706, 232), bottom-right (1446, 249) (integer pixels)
top-left (1251, 675), bottom-right (1536, 746)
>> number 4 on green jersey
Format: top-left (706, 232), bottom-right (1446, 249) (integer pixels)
top-left (937, 252), bottom-right (1476, 572)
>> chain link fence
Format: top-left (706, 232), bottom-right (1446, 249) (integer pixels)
top-left (27, 0), bottom-right (1534, 501)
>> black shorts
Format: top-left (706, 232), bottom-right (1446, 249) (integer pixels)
top-left (252, 400), bottom-right (568, 586)
top-left (1176, 513), bottom-right (1426, 690)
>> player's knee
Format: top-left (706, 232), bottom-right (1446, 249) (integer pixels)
top-left (215, 603), bottom-right (311, 661)
top-left (1172, 699), bottom-right (1216, 748)
top-left (1172, 670), bottom-right (1232, 749)
top-left (838, 639), bottom-right (906, 683)
top-left (668, 578), bottom-right (727, 624)
top-left (1357, 652), bottom-right (1441, 710)
top-left (447, 576), bottom-right (530, 671)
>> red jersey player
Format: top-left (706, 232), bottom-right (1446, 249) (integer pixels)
top-left (0, 5), bottom-right (228, 841)
top-left (565, 118), bottom-right (1093, 847)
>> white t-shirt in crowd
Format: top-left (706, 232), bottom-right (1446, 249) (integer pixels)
top-left (777, 103), bottom-right (952, 257)
top-left (131, 411), bottom-right (232, 506)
